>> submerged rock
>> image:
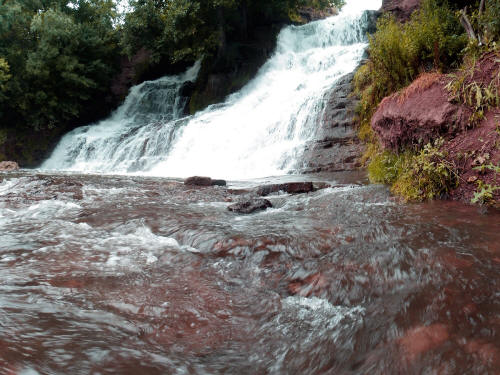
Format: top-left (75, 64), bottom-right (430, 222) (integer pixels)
top-left (184, 176), bottom-right (227, 187)
top-left (228, 198), bottom-right (272, 214)
top-left (255, 182), bottom-right (315, 196)
top-left (0, 161), bottom-right (19, 172)
top-left (398, 324), bottom-right (450, 361)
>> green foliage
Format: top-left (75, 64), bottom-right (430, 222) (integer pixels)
top-left (392, 139), bottom-right (459, 201)
top-left (472, 180), bottom-right (499, 204)
top-left (471, 163), bottom-right (500, 205)
top-left (368, 139), bottom-right (458, 202)
top-left (0, 57), bottom-right (10, 104)
top-left (354, 0), bottom-right (467, 128)
top-left (481, 0), bottom-right (500, 43)
top-left (0, 0), bottom-right (120, 133)
top-left (121, 0), bottom-right (344, 66)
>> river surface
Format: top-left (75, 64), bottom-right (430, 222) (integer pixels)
top-left (0, 170), bottom-right (499, 374)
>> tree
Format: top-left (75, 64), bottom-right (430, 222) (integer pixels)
top-left (0, 0), bottom-right (120, 131)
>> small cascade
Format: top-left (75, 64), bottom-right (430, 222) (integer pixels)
top-left (43, 0), bottom-right (382, 179)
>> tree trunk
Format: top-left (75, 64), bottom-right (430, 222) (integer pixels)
top-left (460, 8), bottom-right (477, 42)
top-left (479, 0), bottom-right (486, 15)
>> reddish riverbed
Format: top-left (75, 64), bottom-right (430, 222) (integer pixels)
top-left (0, 171), bottom-right (499, 374)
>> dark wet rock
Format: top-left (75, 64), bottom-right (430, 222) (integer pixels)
top-left (361, 10), bottom-right (382, 35)
top-left (184, 176), bottom-right (227, 187)
top-left (382, 0), bottom-right (421, 22)
top-left (297, 6), bottom-right (338, 23)
top-left (299, 72), bottom-right (364, 173)
top-left (211, 179), bottom-right (227, 186)
top-left (0, 161), bottom-right (19, 172)
top-left (255, 182), bottom-right (315, 196)
top-left (228, 197), bottom-right (272, 214)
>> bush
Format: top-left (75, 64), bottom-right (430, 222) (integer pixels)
top-left (353, 0), bottom-right (467, 201)
top-left (354, 0), bottom-right (467, 128)
top-left (368, 140), bottom-right (458, 201)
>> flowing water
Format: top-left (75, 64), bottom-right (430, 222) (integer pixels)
top-left (2, 1), bottom-right (500, 374)
top-left (0, 171), bottom-right (499, 374)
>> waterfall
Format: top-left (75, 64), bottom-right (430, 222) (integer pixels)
top-left (42, 0), bottom-right (382, 179)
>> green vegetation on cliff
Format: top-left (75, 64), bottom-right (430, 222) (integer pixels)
top-left (355, 0), bottom-right (500, 203)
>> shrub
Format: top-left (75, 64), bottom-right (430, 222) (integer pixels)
top-left (392, 139), bottom-right (458, 201)
top-left (367, 140), bottom-right (458, 202)
top-left (354, 0), bottom-right (467, 130)
top-left (353, 0), bottom-right (467, 202)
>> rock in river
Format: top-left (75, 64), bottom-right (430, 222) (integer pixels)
top-left (0, 161), bottom-right (19, 172)
top-left (255, 182), bottom-right (315, 196)
top-left (228, 198), bottom-right (272, 214)
top-left (184, 176), bottom-right (227, 187)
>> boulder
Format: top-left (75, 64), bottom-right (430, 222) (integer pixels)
top-left (371, 73), bottom-right (471, 151)
top-left (0, 161), bottom-right (19, 172)
top-left (228, 198), bottom-right (272, 214)
top-left (255, 182), bottom-right (314, 196)
top-left (184, 176), bottom-right (227, 187)
top-left (297, 6), bottom-right (338, 23)
top-left (382, 0), bottom-right (421, 22)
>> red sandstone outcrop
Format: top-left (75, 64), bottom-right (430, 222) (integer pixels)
top-left (371, 73), bottom-right (471, 151)
top-left (0, 161), bottom-right (19, 171)
top-left (382, 0), bottom-right (421, 22)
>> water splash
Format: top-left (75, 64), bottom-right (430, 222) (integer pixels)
top-left (43, 0), bottom-right (382, 179)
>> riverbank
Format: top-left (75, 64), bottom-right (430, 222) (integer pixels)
top-left (354, 0), bottom-right (500, 206)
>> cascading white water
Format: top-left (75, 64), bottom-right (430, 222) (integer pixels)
top-left (42, 0), bottom-right (381, 179)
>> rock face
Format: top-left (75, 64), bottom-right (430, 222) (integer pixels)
top-left (0, 161), bottom-right (19, 172)
top-left (184, 176), bottom-right (227, 187)
top-left (382, 0), bottom-right (421, 22)
top-left (299, 71), bottom-right (364, 173)
top-left (298, 11), bottom-right (380, 174)
top-left (371, 73), bottom-right (471, 151)
top-left (447, 109), bottom-right (500, 204)
top-left (228, 198), bottom-right (272, 214)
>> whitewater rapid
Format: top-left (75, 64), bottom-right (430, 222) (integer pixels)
top-left (42, 0), bottom-right (382, 179)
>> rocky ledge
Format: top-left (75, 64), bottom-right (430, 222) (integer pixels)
top-left (184, 176), bottom-right (227, 187)
top-left (299, 71), bottom-right (364, 173)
